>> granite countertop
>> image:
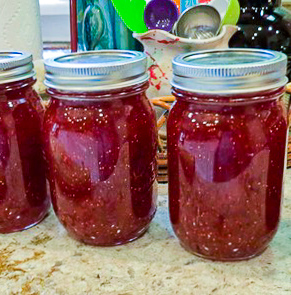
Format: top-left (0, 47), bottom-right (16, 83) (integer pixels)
top-left (1, 172), bottom-right (291, 295)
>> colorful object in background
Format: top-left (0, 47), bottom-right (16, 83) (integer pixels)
top-left (78, 0), bottom-right (113, 50)
top-left (180, 0), bottom-right (211, 12)
top-left (74, 0), bottom-right (142, 51)
top-left (111, 0), bottom-right (147, 33)
top-left (180, 0), bottom-right (198, 12)
top-left (172, 0), bottom-right (180, 11)
top-left (144, 0), bottom-right (179, 31)
top-left (220, 0), bottom-right (240, 27)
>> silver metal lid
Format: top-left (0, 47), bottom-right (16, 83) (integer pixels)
top-left (44, 50), bottom-right (149, 91)
top-left (0, 51), bottom-right (35, 85)
top-left (172, 49), bottom-right (288, 94)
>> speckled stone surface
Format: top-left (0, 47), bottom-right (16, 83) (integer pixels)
top-left (1, 172), bottom-right (291, 295)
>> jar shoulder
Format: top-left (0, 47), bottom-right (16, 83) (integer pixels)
top-left (44, 95), bottom-right (155, 129)
top-left (168, 98), bottom-right (288, 140)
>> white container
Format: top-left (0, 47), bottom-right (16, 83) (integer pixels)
top-left (0, 0), bottom-right (43, 60)
top-left (134, 25), bottom-right (238, 98)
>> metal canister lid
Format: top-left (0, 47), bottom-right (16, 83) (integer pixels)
top-left (172, 49), bottom-right (288, 94)
top-left (0, 51), bottom-right (35, 85)
top-left (44, 50), bottom-right (149, 92)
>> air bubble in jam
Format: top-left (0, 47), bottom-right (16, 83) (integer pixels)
top-left (168, 87), bottom-right (288, 261)
top-left (44, 82), bottom-right (157, 246)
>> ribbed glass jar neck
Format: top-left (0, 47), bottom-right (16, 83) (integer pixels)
top-left (172, 87), bottom-right (285, 106)
top-left (0, 78), bottom-right (35, 95)
top-left (238, 0), bottom-right (281, 8)
top-left (47, 82), bottom-right (149, 102)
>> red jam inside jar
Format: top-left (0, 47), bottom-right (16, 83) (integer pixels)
top-left (44, 51), bottom-right (157, 246)
top-left (0, 52), bottom-right (49, 233)
top-left (168, 49), bottom-right (289, 261)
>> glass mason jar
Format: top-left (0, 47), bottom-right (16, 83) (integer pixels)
top-left (0, 51), bottom-right (49, 233)
top-left (168, 49), bottom-right (288, 261)
top-left (43, 50), bottom-right (157, 246)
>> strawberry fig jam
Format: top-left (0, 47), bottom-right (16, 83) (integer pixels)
top-left (168, 49), bottom-right (288, 261)
top-left (44, 51), bottom-right (157, 246)
top-left (0, 51), bottom-right (49, 233)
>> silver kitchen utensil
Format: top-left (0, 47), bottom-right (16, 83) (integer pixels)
top-left (173, 5), bottom-right (221, 39)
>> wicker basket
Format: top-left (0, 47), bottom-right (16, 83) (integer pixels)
top-left (150, 96), bottom-right (175, 183)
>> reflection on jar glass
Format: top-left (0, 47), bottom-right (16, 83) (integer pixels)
top-left (44, 50), bottom-right (157, 246)
top-left (168, 49), bottom-right (288, 261)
